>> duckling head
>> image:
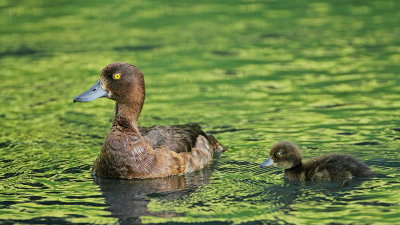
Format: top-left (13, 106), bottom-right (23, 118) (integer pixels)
top-left (260, 141), bottom-right (302, 169)
top-left (73, 63), bottom-right (145, 105)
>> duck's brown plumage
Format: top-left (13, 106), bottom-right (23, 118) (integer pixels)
top-left (140, 124), bottom-right (223, 153)
top-left (73, 62), bottom-right (224, 179)
top-left (260, 141), bottom-right (374, 182)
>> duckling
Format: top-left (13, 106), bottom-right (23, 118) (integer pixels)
top-left (259, 141), bottom-right (374, 181)
top-left (73, 62), bottom-right (224, 179)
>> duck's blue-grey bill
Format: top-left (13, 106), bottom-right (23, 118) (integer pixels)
top-left (259, 158), bottom-right (274, 167)
top-left (73, 80), bottom-right (108, 103)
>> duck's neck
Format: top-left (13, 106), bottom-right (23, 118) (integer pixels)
top-left (113, 102), bottom-right (143, 134)
top-left (284, 162), bottom-right (304, 180)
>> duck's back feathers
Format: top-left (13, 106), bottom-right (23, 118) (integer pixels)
top-left (140, 124), bottom-right (225, 153)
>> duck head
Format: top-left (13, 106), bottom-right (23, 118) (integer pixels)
top-left (73, 63), bottom-right (145, 105)
top-left (260, 141), bottom-right (302, 169)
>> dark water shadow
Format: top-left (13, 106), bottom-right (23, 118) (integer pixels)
top-left (0, 46), bottom-right (38, 57)
top-left (94, 165), bottom-right (216, 224)
top-left (113, 45), bottom-right (159, 51)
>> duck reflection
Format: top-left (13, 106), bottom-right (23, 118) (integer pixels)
top-left (94, 167), bottom-right (214, 224)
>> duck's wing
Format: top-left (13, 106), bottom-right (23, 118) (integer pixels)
top-left (139, 124), bottom-right (225, 153)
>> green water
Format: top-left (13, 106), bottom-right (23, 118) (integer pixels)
top-left (1, 0), bottom-right (399, 224)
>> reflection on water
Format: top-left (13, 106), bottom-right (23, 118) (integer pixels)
top-left (0, 0), bottom-right (399, 224)
top-left (95, 166), bottom-right (214, 224)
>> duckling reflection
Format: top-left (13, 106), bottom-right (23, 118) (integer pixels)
top-left (257, 177), bottom-right (376, 215)
top-left (94, 166), bottom-right (214, 224)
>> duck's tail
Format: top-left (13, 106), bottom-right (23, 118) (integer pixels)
top-left (205, 134), bottom-right (226, 152)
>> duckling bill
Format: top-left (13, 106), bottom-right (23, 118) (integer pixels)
top-left (73, 62), bottom-right (224, 179)
top-left (260, 141), bottom-right (374, 181)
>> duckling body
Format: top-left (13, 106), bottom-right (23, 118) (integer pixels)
top-left (260, 141), bottom-right (374, 182)
top-left (73, 63), bottom-right (224, 179)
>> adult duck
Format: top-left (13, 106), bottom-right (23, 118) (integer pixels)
top-left (73, 63), bottom-right (224, 179)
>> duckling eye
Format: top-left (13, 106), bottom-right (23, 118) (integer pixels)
top-left (113, 73), bottom-right (121, 80)
top-left (276, 152), bottom-right (283, 157)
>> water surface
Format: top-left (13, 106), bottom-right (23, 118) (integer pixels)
top-left (0, 0), bottom-right (399, 224)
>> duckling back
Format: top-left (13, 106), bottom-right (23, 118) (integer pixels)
top-left (303, 154), bottom-right (374, 181)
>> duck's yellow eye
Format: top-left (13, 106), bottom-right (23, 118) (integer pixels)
top-left (113, 73), bottom-right (121, 80)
